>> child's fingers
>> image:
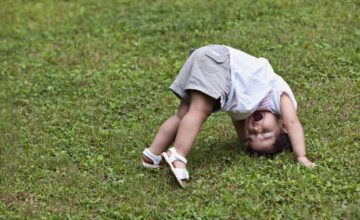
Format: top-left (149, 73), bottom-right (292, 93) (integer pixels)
top-left (305, 161), bottom-right (316, 168)
top-left (297, 157), bottom-right (316, 168)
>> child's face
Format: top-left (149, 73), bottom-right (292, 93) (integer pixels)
top-left (245, 111), bottom-right (285, 153)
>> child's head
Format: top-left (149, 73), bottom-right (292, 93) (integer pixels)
top-left (245, 111), bottom-right (292, 154)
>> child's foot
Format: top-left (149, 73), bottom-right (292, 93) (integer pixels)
top-left (161, 147), bottom-right (189, 188)
top-left (142, 148), bottom-right (163, 169)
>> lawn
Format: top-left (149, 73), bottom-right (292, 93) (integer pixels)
top-left (0, 0), bottom-right (359, 218)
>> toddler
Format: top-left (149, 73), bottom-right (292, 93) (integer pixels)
top-left (142, 45), bottom-right (315, 188)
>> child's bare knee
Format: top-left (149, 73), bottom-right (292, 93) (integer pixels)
top-left (176, 111), bottom-right (186, 120)
top-left (176, 100), bottom-right (190, 119)
top-left (188, 108), bottom-right (211, 121)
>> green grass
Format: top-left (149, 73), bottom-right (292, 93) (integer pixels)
top-left (0, 0), bottom-right (359, 218)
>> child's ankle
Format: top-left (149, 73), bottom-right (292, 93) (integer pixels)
top-left (147, 147), bottom-right (161, 156)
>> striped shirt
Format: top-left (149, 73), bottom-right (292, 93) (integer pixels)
top-left (256, 91), bottom-right (275, 113)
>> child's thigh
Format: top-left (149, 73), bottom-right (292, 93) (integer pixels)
top-left (188, 90), bottom-right (217, 114)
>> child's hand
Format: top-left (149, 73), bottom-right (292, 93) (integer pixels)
top-left (297, 156), bottom-right (316, 168)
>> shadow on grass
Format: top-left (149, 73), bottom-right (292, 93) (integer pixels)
top-left (188, 138), bottom-right (248, 171)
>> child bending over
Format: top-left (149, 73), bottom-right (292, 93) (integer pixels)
top-left (142, 45), bottom-right (315, 188)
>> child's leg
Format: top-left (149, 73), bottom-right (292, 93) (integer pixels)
top-left (171, 90), bottom-right (217, 168)
top-left (144, 99), bottom-right (189, 161)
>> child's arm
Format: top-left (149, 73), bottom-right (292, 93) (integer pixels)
top-left (232, 119), bottom-right (249, 145)
top-left (280, 94), bottom-right (316, 168)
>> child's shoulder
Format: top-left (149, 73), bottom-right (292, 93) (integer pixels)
top-left (272, 76), bottom-right (298, 112)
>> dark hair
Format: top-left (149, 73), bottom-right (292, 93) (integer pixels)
top-left (271, 132), bottom-right (293, 153)
top-left (247, 133), bottom-right (292, 157)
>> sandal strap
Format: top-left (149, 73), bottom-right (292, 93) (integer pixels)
top-left (174, 168), bottom-right (189, 180)
top-left (168, 147), bottom-right (187, 164)
top-left (143, 149), bottom-right (162, 165)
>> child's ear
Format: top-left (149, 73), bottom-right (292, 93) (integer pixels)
top-left (280, 119), bottom-right (288, 134)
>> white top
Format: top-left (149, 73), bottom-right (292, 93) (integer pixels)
top-left (223, 46), bottom-right (297, 120)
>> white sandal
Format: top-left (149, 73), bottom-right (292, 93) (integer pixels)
top-left (142, 148), bottom-right (162, 169)
top-left (161, 147), bottom-right (189, 188)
